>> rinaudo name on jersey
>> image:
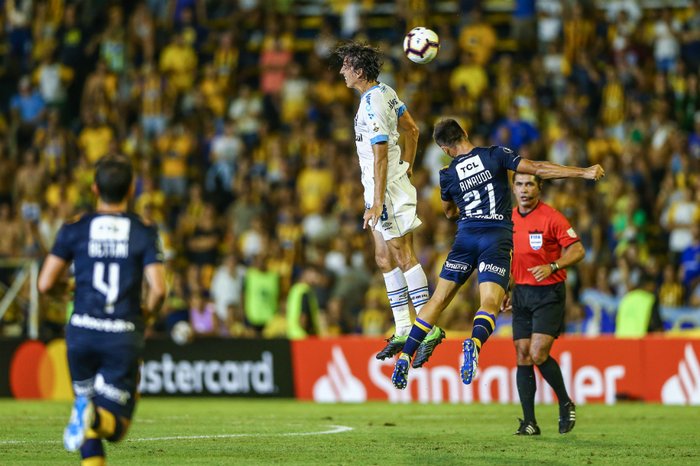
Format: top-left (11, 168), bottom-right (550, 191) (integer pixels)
top-left (440, 146), bottom-right (521, 227)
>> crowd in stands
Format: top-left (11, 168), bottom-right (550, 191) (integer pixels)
top-left (0, 0), bottom-right (699, 341)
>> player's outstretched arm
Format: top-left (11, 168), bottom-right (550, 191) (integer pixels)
top-left (38, 255), bottom-right (69, 294)
top-left (517, 159), bottom-right (605, 181)
top-left (398, 110), bottom-right (419, 177)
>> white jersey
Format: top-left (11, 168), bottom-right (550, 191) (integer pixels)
top-left (354, 83), bottom-right (408, 197)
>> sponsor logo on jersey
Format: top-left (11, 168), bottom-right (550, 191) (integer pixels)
top-left (529, 232), bottom-right (543, 250)
top-left (455, 156), bottom-right (485, 180)
top-left (478, 261), bottom-right (507, 276)
top-left (381, 221), bottom-right (393, 229)
top-left (445, 260), bottom-right (472, 272)
top-left (89, 216), bottom-right (131, 258)
top-left (90, 216), bottom-right (131, 241)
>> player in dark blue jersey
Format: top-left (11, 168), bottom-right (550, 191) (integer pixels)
top-left (38, 155), bottom-right (166, 465)
top-left (392, 118), bottom-right (604, 389)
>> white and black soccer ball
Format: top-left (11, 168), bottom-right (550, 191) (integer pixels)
top-left (403, 27), bottom-right (440, 64)
top-left (171, 320), bottom-right (193, 345)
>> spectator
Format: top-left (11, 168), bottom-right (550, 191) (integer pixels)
top-left (159, 32), bottom-right (197, 95)
top-left (615, 274), bottom-right (664, 337)
top-left (661, 187), bottom-right (700, 260)
top-left (458, 7), bottom-right (496, 66)
top-left (188, 292), bottom-right (220, 337)
top-left (209, 252), bottom-right (246, 333)
top-left (659, 263), bottom-right (684, 308)
top-left (244, 253), bottom-right (281, 335)
top-left (679, 224), bottom-right (700, 300)
top-left (11, 76), bottom-right (45, 148)
top-left (511, 0), bottom-right (536, 57)
top-left (78, 113), bottom-right (114, 164)
top-left (652, 8), bottom-right (682, 73)
top-left (184, 203), bottom-right (222, 292)
top-left (128, 2), bottom-right (156, 65)
top-left (156, 121), bottom-right (193, 200)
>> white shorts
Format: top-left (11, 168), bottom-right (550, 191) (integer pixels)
top-left (364, 174), bottom-right (422, 240)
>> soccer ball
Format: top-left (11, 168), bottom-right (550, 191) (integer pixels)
top-left (403, 27), bottom-right (440, 64)
top-left (171, 320), bottom-right (193, 345)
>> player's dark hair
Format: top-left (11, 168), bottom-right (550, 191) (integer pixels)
top-left (433, 119), bottom-right (467, 147)
top-left (95, 155), bottom-right (133, 203)
top-left (514, 172), bottom-right (543, 189)
top-left (333, 41), bottom-right (383, 82)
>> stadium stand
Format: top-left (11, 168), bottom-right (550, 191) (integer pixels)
top-left (0, 0), bottom-right (699, 340)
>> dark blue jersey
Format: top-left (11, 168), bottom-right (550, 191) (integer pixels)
top-left (440, 146), bottom-right (522, 229)
top-left (51, 212), bottom-right (163, 326)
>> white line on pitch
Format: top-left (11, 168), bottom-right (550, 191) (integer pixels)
top-left (0, 425), bottom-right (353, 445)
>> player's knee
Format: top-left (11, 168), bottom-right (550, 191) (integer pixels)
top-left (530, 347), bottom-right (549, 366)
top-left (394, 252), bottom-right (415, 272)
top-left (480, 297), bottom-right (501, 314)
top-left (514, 342), bottom-right (532, 365)
top-left (374, 252), bottom-right (393, 272)
top-left (516, 349), bottom-right (532, 365)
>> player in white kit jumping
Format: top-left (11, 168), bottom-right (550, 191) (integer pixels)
top-left (335, 42), bottom-right (444, 368)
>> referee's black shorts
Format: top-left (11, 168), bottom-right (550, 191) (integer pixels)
top-left (512, 282), bottom-right (566, 340)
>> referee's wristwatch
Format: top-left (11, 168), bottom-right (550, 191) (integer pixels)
top-left (549, 262), bottom-right (560, 273)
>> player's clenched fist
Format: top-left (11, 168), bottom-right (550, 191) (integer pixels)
top-left (585, 165), bottom-right (605, 181)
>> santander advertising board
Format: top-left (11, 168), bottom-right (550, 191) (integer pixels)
top-left (292, 337), bottom-right (700, 405)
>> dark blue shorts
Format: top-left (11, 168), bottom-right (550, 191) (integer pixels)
top-left (439, 225), bottom-right (512, 291)
top-left (66, 325), bottom-right (144, 419)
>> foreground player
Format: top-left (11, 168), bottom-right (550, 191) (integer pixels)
top-left (507, 173), bottom-right (582, 435)
top-left (392, 119), bottom-right (603, 389)
top-left (38, 155), bottom-right (166, 464)
top-left (336, 42), bottom-right (443, 367)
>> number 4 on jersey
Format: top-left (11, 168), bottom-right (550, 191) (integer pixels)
top-left (93, 262), bottom-right (120, 313)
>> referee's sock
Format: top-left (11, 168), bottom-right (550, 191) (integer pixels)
top-left (537, 356), bottom-right (572, 406)
top-left (470, 310), bottom-right (496, 353)
top-left (516, 365), bottom-right (537, 424)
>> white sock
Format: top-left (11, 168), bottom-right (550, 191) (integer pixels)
top-left (383, 267), bottom-right (412, 335)
top-left (404, 263), bottom-right (437, 336)
top-left (404, 263), bottom-right (430, 314)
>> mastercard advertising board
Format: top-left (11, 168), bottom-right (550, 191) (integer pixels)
top-left (3, 339), bottom-right (73, 400)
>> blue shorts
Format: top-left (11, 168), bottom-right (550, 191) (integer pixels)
top-left (439, 225), bottom-right (512, 291)
top-left (66, 325), bottom-right (144, 419)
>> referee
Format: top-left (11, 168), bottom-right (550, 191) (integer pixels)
top-left (507, 173), bottom-right (583, 436)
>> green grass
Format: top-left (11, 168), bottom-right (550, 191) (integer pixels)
top-left (1, 400), bottom-right (699, 465)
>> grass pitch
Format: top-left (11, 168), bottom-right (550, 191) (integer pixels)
top-left (1, 399), bottom-right (699, 465)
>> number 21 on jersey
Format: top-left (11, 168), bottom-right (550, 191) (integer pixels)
top-left (463, 183), bottom-right (496, 217)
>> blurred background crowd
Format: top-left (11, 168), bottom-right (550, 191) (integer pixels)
top-left (0, 0), bottom-right (699, 341)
